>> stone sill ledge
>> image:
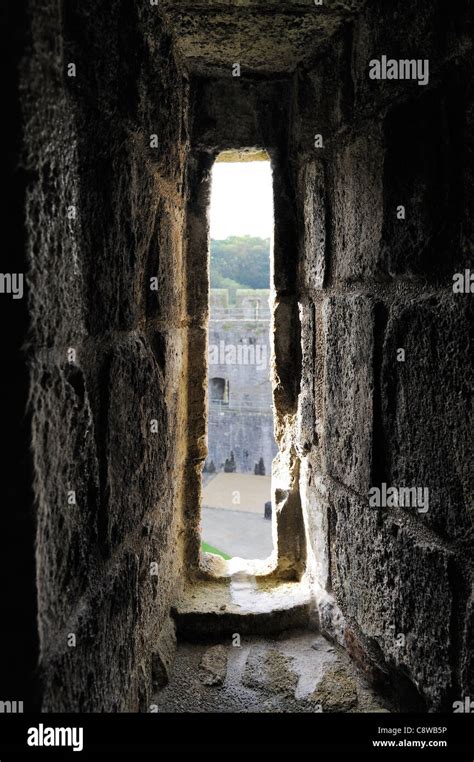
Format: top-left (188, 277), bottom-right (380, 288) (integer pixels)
top-left (172, 573), bottom-right (312, 639)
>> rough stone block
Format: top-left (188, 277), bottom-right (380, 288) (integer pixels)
top-left (41, 551), bottom-right (141, 712)
top-left (352, 0), bottom-right (468, 115)
top-left (296, 300), bottom-right (316, 454)
top-left (81, 142), bottom-right (184, 334)
top-left (193, 79), bottom-right (289, 153)
top-left (292, 27), bottom-right (355, 150)
top-left (329, 130), bottom-right (384, 283)
top-left (242, 646), bottom-right (298, 696)
top-left (381, 296), bottom-right (473, 541)
top-left (26, 138), bottom-right (87, 350)
top-left (145, 196), bottom-right (187, 325)
top-left (309, 662), bottom-right (358, 712)
top-left (322, 295), bottom-right (374, 495)
top-left (32, 358), bottom-right (99, 632)
top-left (332, 492), bottom-right (454, 709)
top-left (199, 645), bottom-right (228, 686)
top-left (461, 594), bottom-right (474, 698)
top-left (300, 472), bottom-right (330, 593)
top-left (273, 160), bottom-right (299, 296)
top-left (381, 86), bottom-right (465, 278)
top-left (298, 161), bottom-right (326, 293)
top-left (152, 616), bottom-right (177, 690)
top-left (102, 335), bottom-right (169, 550)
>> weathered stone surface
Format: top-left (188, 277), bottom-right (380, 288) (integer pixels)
top-left (296, 300), bottom-right (316, 455)
top-left (192, 78), bottom-right (291, 156)
top-left (352, 1), bottom-right (472, 116)
top-left (24, 0), bottom-right (190, 713)
top-left (161, 0), bottom-right (366, 76)
top-left (152, 617), bottom-right (177, 690)
top-left (381, 296), bottom-right (473, 542)
top-left (332, 493), bottom-right (454, 709)
top-left (292, 32), bottom-right (353, 147)
top-left (10, 0), bottom-right (473, 716)
top-left (381, 87), bottom-right (466, 278)
top-left (273, 298), bottom-right (301, 417)
top-left (300, 473), bottom-right (330, 591)
top-left (298, 162), bottom-right (326, 293)
top-left (329, 131), bottom-right (384, 283)
top-left (41, 552), bottom-right (141, 712)
top-left (200, 645), bottom-right (228, 686)
top-left (461, 593), bottom-right (474, 700)
top-left (310, 663), bottom-right (358, 712)
top-left (242, 647), bottom-right (298, 696)
top-left (156, 631), bottom-right (389, 713)
top-left (322, 296), bottom-right (374, 496)
top-left (273, 461), bottom-right (307, 581)
top-left (102, 335), bottom-right (168, 551)
top-left (32, 358), bottom-right (100, 634)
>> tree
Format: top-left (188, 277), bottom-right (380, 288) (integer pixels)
top-left (224, 452), bottom-right (236, 473)
top-left (210, 236), bottom-right (270, 298)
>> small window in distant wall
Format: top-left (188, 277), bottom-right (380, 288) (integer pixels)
top-left (209, 377), bottom-right (229, 405)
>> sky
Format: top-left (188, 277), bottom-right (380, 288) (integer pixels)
top-left (209, 161), bottom-right (274, 240)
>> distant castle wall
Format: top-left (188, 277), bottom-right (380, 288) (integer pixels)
top-left (206, 289), bottom-right (278, 473)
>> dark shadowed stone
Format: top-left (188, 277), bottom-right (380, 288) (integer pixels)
top-left (329, 131), bottom-right (384, 283)
top-left (32, 359), bottom-right (99, 632)
top-left (103, 335), bottom-right (168, 551)
top-left (381, 87), bottom-right (465, 279)
top-left (332, 493), bottom-right (454, 709)
top-left (20, 0), bottom-right (473, 717)
top-left (322, 295), bottom-right (374, 495)
top-left (381, 296), bottom-right (473, 541)
top-left (152, 617), bottom-right (177, 691)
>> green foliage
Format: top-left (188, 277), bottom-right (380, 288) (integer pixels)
top-left (211, 273), bottom-right (244, 304)
top-left (201, 542), bottom-right (231, 560)
top-left (210, 236), bottom-right (270, 297)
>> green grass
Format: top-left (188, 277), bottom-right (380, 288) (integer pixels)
top-left (201, 542), bottom-right (231, 560)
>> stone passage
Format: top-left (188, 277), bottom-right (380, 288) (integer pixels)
top-left (4, 0), bottom-right (473, 714)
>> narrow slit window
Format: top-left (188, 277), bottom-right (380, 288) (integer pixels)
top-left (201, 152), bottom-right (277, 562)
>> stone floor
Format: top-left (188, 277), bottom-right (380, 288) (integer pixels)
top-left (154, 630), bottom-right (391, 713)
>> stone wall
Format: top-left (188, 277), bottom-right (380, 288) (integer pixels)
top-left (2, 0), bottom-right (40, 709)
top-left (207, 409), bottom-right (276, 475)
top-left (207, 289), bottom-right (277, 474)
top-left (21, 0), bottom-right (190, 711)
top-left (9, 0), bottom-right (472, 714)
top-left (292, 0), bottom-right (473, 710)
